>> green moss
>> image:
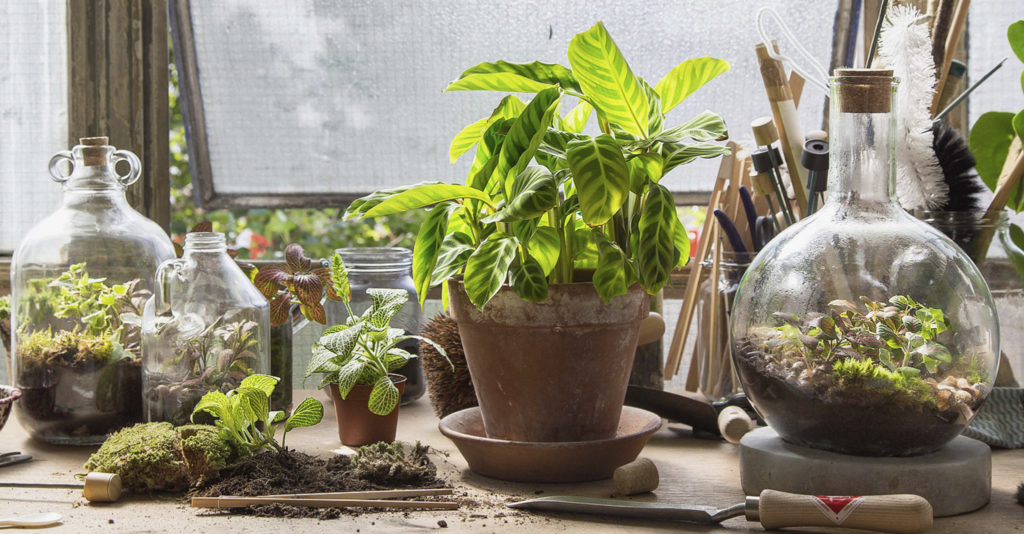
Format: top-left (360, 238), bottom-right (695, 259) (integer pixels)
top-left (83, 423), bottom-right (235, 492)
top-left (18, 328), bottom-right (123, 369)
top-left (832, 357), bottom-right (936, 409)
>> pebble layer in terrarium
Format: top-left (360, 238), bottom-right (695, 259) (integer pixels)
top-left (11, 138), bottom-right (176, 445)
top-left (729, 70), bottom-right (998, 456)
top-left (142, 232), bottom-right (270, 425)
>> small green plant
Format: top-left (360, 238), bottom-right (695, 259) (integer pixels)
top-left (345, 22), bottom-right (730, 309)
top-left (253, 243), bottom-right (340, 326)
top-left (192, 374), bottom-right (323, 454)
top-left (305, 254), bottom-right (450, 416)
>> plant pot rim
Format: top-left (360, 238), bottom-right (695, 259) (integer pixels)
top-left (0, 386), bottom-right (21, 405)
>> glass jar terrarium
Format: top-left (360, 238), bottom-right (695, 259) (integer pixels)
top-left (11, 137), bottom-right (176, 444)
top-left (695, 250), bottom-right (750, 401)
top-left (325, 248), bottom-right (424, 404)
top-left (142, 232), bottom-right (270, 425)
top-left (730, 70), bottom-right (998, 456)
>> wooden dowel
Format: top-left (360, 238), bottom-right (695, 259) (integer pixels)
top-left (261, 489), bottom-right (454, 500)
top-left (755, 41), bottom-right (809, 218)
top-left (705, 234), bottom-right (722, 396)
top-left (191, 496), bottom-right (459, 510)
top-left (931, 0), bottom-right (970, 114)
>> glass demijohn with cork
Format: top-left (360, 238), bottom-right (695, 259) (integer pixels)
top-left (10, 137), bottom-right (175, 444)
top-left (729, 70), bottom-right (999, 456)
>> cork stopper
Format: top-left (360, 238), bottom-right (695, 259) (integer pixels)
top-left (833, 69), bottom-right (894, 114)
top-left (751, 117), bottom-right (779, 146)
top-left (79, 136), bottom-right (110, 166)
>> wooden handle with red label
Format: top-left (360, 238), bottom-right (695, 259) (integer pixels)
top-left (755, 490), bottom-right (932, 533)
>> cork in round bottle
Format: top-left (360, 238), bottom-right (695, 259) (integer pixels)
top-left (79, 136), bottom-right (110, 166)
top-left (833, 68), bottom-right (894, 114)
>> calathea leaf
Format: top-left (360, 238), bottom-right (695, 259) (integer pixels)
top-left (654, 57), bottom-right (730, 113)
top-left (449, 96), bottom-right (526, 164)
top-left (637, 183), bottom-right (677, 293)
top-left (464, 232), bottom-right (518, 308)
top-left (660, 142), bottom-right (732, 174)
top-left (456, 60), bottom-right (581, 92)
top-left (673, 214), bottom-right (691, 268)
top-left (431, 232), bottom-right (475, 286)
top-left (467, 118), bottom-right (511, 192)
top-left (512, 218), bottom-right (539, 243)
top-left (345, 184), bottom-right (414, 219)
top-left (640, 78), bottom-right (663, 136)
top-left (653, 110), bottom-right (728, 143)
top-left (284, 397), bottom-right (324, 433)
top-left (592, 230), bottom-right (629, 303)
top-left (492, 86), bottom-right (562, 200)
top-left (566, 134), bottom-right (630, 225)
top-left (629, 152), bottom-right (663, 192)
top-left (483, 166), bottom-right (558, 222)
top-left (567, 22), bottom-right (649, 138)
top-left (539, 129), bottom-right (589, 160)
top-left (510, 256), bottom-right (548, 302)
top-left (413, 202), bottom-right (457, 307)
top-left (446, 72), bottom-right (554, 93)
top-left (362, 182), bottom-right (495, 218)
top-left (528, 226), bottom-right (561, 276)
top-left (563, 101), bottom-right (593, 133)
top-left (367, 375), bottom-right (401, 416)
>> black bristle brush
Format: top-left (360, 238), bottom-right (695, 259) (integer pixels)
top-left (419, 313), bottom-right (477, 418)
top-left (931, 121), bottom-right (987, 213)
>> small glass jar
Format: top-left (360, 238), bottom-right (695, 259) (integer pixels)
top-left (11, 137), bottom-right (176, 445)
top-left (326, 247), bottom-right (424, 404)
top-left (141, 232), bottom-right (270, 425)
top-left (695, 249), bottom-right (750, 401)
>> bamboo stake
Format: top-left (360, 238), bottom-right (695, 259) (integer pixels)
top-left (931, 0), bottom-right (970, 114)
top-left (666, 144), bottom-right (738, 379)
top-left (261, 489), bottom-right (454, 500)
top-left (191, 496), bottom-right (459, 510)
top-left (755, 41), bottom-right (809, 218)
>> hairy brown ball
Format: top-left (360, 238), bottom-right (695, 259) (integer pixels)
top-left (419, 313), bottom-right (476, 418)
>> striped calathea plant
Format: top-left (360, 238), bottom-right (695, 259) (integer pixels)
top-left (346, 22), bottom-right (730, 309)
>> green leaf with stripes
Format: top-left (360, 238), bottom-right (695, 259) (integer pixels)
top-left (367, 288), bottom-right (408, 329)
top-left (528, 226), bottom-right (561, 276)
top-left (482, 166), bottom-right (557, 222)
top-left (566, 134), bottom-right (629, 225)
top-left (367, 375), bottom-right (401, 416)
top-left (431, 232), bottom-right (475, 286)
top-left (673, 214), bottom-right (691, 268)
top-left (492, 86), bottom-right (562, 200)
top-left (457, 60), bottom-right (581, 92)
top-left (446, 72), bottom-right (554, 93)
top-left (593, 230), bottom-right (629, 303)
top-left (449, 96), bottom-right (526, 164)
top-left (641, 78), bottom-right (663, 136)
top-left (240, 374), bottom-right (279, 398)
top-left (660, 142), bottom-right (732, 174)
top-left (563, 101), bottom-right (593, 133)
top-left (362, 182), bottom-right (494, 218)
top-left (345, 184), bottom-right (415, 219)
top-left (655, 57), bottom-right (730, 113)
top-left (332, 359), bottom-right (366, 399)
top-left (637, 183), bottom-right (677, 293)
top-left (629, 152), bottom-right (663, 189)
top-left (467, 119), bottom-right (510, 192)
top-left (653, 110), bottom-right (728, 144)
top-left (464, 233), bottom-right (518, 308)
top-left (510, 256), bottom-right (548, 302)
top-left (413, 202), bottom-right (456, 307)
top-left (284, 397), bottom-right (324, 433)
top-left (568, 22), bottom-right (648, 138)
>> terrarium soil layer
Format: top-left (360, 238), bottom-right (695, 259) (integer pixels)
top-left (734, 351), bottom-right (969, 456)
top-left (191, 446), bottom-right (447, 519)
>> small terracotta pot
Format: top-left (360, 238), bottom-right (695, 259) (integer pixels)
top-left (328, 374), bottom-right (406, 447)
top-left (449, 279), bottom-right (648, 443)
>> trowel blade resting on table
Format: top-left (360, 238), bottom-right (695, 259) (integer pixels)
top-left (508, 489), bottom-right (932, 533)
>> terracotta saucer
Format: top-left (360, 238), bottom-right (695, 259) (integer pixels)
top-left (438, 406), bottom-right (662, 483)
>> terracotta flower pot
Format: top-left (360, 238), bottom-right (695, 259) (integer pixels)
top-left (448, 279), bottom-right (648, 443)
top-left (328, 374), bottom-right (406, 447)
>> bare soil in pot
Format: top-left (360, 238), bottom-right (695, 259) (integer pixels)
top-left (329, 374), bottom-right (406, 447)
top-left (448, 279), bottom-right (648, 443)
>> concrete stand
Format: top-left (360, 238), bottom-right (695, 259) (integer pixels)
top-left (739, 427), bottom-right (991, 517)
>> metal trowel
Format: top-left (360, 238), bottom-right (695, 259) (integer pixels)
top-left (508, 489), bottom-right (932, 534)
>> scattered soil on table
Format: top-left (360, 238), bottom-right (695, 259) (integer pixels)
top-left (191, 442), bottom-right (448, 519)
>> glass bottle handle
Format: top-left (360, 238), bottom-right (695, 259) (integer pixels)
top-left (112, 149), bottom-right (142, 186)
top-left (48, 151), bottom-right (74, 183)
top-left (154, 258), bottom-right (192, 314)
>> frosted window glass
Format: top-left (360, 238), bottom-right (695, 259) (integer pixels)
top-left (967, 1), bottom-right (1024, 129)
top-left (181, 0), bottom-right (836, 203)
top-left (0, 0), bottom-right (67, 253)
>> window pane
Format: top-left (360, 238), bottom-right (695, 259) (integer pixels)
top-left (0, 0), bottom-right (66, 253)
top-left (179, 0), bottom-right (835, 206)
top-left (967, 0), bottom-right (1024, 130)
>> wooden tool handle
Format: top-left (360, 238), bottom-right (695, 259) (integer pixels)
top-left (191, 496), bottom-right (458, 510)
top-left (755, 490), bottom-right (932, 534)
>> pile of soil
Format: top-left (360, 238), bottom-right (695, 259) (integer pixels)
top-left (191, 443), bottom-right (447, 519)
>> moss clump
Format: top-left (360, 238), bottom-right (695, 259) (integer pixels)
top-left (84, 422), bottom-right (234, 492)
top-left (349, 442), bottom-right (436, 485)
top-left (18, 328), bottom-right (122, 369)
top-left (832, 357), bottom-right (936, 410)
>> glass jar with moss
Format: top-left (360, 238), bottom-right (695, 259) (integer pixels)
top-left (730, 70), bottom-right (999, 456)
top-left (11, 138), bottom-right (176, 445)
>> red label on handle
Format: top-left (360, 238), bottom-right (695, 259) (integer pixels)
top-left (812, 496), bottom-right (864, 524)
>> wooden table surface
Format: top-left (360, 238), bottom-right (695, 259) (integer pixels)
top-left (1, 389), bottom-right (1022, 533)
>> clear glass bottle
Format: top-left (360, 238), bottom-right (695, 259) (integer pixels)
top-left (695, 250), bottom-right (750, 401)
top-left (326, 247), bottom-right (424, 404)
top-left (11, 137), bottom-right (176, 445)
top-left (730, 70), bottom-right (999, 456)
top-left (142, 232), bottom-right (270, 425)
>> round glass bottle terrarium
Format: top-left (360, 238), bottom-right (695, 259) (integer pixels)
top-left (730, 70), bottom-right (998, 456)
top-left (325, 248), bottom-right (425, 404)
top-left (11, 137), bottom-right (176, 445)
top-left (142, 232), bottom-right (270, 425)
